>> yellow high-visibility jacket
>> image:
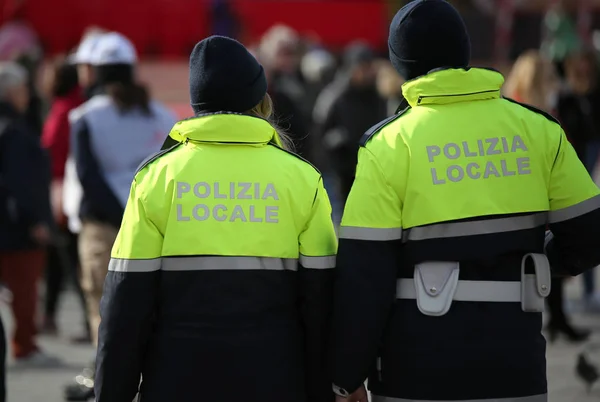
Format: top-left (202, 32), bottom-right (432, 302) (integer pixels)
top-left (96, 113), bottom-right (337, 402)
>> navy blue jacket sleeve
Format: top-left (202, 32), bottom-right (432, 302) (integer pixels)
top-left (299, 264), bottom-right (336, 402)
top-left (95, 268), bottom-right (160, 402)
top-left (0, 127), bottom-right (52, 227)
top-left (72, 118), bottom-right (124, 227)
top-left (330, 238), bottom-right (399, 392)
top-left (546, 207), bottom-right (600, 276)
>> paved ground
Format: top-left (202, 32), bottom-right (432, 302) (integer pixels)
top-left (1, 281), bottom-right (599, 402)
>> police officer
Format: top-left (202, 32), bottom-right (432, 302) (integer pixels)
top-left (330, 1), bottom-right (600, 402)
top-left (95, 36), bottom-right (337, 402)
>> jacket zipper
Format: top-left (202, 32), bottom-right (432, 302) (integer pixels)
top-left (377, 357), bottom-right (383, 382)
top-left (417, 89), bottom-right (498, 105)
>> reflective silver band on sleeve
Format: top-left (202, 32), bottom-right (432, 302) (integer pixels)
top-left (339, 226), bottom-right (403, 241)
top-left (371, 393), bottom-right (547, 402)
top-left (548, 194), bottom-right (600, 224)
top-left (404, 213), bottom-right (546, 242)
top-left (108, 258), bottom-right (162, 272)
top-left (161, 256), bottom-right (298, 272)
top-left (299, 254), bottom-right (336, 269)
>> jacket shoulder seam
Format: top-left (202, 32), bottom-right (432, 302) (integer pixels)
top-left (135, 142), bottom-right (182, 176)
top-left (503, 97), bottom-right (561, 125)
top-left (359, 106), bottom-right (411, 146)
top-left (270, 145), bottom-right (322, 175)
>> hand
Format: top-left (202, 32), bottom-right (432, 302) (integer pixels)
top-left (30, 224), bottom-right (51, 245)
top-left (50, 180), bottom-right (66, 227)
top-left (336, 385), bottom-right (368, 402)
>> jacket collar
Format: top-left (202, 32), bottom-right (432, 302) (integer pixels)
top-left (401, 67), bottom-right (505, 107)
top-left (168, 112), bottom-right (278, 145)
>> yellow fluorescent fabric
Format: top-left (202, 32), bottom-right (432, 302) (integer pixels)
top-left (343, 68), bottom-right (600, 230)
top-left (548, 128), bottom-right (600, 211)
top-left (299, 178), bottom-right (338, 259)
top-left (340, 147), bottom-right (404, 233)
top-left (111, 179), bottom-right (164, 260)
top-left (113, 113), bottom-right (337, 261)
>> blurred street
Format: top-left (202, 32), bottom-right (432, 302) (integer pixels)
top-left (1, 284), bottom-right (599, 402)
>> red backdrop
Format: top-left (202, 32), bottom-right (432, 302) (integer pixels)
top-left (0, 0), bottom-right (387, 57)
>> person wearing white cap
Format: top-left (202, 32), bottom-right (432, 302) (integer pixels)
top-left (63, 32), bottom-right (176, 402)
top-left (70, 29), bottom-right (105, 98)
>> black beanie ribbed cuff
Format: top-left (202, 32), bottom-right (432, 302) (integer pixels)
top-left (189, 35), bottom-right (268, 115)
top-left (190, 65), bottom-right (267, 115)
top-left (388, 0), bottom-right (471, 80)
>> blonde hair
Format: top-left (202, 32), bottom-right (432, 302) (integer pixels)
top-left (247, 93), bottom-right (295, 152)
top-left (503, 50), bottom-right (558, 110)
top-left (376, 60), bottom-right (404, 98)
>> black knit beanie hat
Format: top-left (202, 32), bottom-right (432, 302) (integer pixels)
top-left (189, 35), bottom-right (267, 114)
top-left (388, 0), bottom-right (471, 80)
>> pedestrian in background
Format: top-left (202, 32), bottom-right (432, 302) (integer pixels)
top-left (65, 31), bottom-right (176, 401)
top-left (95, 35), bottom-right (336, 402)
top-left (504, 49), bottom-right (591, 343)
top-left (0, 62), bottom-right (56, 365)
top-left (312, 42), bottom-right (387, 206)
top-left (40, 57), bottom-right (90, 342)
top-left (557, 49), bottom-right (600, 311)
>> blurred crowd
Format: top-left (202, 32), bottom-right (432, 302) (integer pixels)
top-left (0, 9), bottom-right (597, 400)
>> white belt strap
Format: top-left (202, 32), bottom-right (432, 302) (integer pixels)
top-left (396, 278), bottom-right (523, 302)
top-left (372, 394), bottom-right (548, 402)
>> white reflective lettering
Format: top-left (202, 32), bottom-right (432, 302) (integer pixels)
top-left (262, 183), bottom-right (279, 200)
top-left (192, 204), bottom-right (210, 221)
top-left (177, 182), bottom-right (190, 198)
top-left (214, 183), bottom-right (227, 199)
top-left (229, 205), bottom-right (247, 222)
top-left (265, 206), bottom-right (279, 223)
top-left (431, 168), bottom-right (445, 185)
top-left (249, 205), bottom-right (263, 222)
top-left (213, 204), bottom-right (227, 221)
top-left (174, 182), bottom-right (281, 222)
top-left (447, 165), bottom-right (464, 182)
top-left (237, 183), bottom-right (251, 199)
top-left (194, 182), bottom-right (210, 198)
top-left (427, 145), bottom-right (441, 162)
top-left (477, 139), bottom-right (485, 155)
top-left (485, 138), bottom-right (501, 155)
top-left (466, 162), bottom-right (480, 179)
top-left (463, 141), bottom-right (477, 157)
top-left (444, 143), bottom-right (461, 159)
top-left (517, 157), bottom-right (531, 174)
top-left (512, 135), bottom-right (528, 152)
top-left (500, 159), bottom-right (516, 176)
top-left (177, 204), bottom-right (190, 221)
top-left (501, 137), bottom-right (509, 153)
top-left (483, 161), bottom-right (501, 178)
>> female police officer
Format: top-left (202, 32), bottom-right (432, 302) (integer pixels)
top-left (94, 36), bottom-right (337, 402)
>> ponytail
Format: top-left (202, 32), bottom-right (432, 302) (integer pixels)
top-left (105, 82), bottom-right (152, 115)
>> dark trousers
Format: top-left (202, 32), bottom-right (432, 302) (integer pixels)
top-left (0, 314), bottom-right (5, 402)
top-left (546, 277), bottom-right (567, 326)
top-left (0, 249), bottom-right (45, 357)
top-left (44, 231), bottom-right (89, 332)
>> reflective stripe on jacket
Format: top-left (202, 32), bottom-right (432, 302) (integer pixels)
top-left (331, 67), bottom-right (600, 401)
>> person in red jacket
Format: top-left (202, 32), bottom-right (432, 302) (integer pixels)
top-left (40, 58), bottom-right (90, 342)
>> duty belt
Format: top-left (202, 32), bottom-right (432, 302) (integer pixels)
top-left (395, 253), bottom-right (551, 316)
